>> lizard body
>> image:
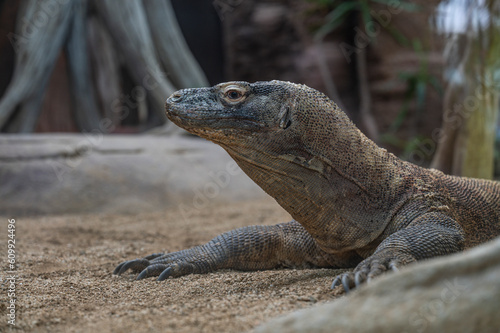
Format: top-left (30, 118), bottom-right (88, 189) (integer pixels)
top-left (114, 81), bottom-right (500, 290)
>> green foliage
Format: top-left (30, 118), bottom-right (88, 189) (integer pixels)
top-left (312, 0), bottom-right (419, 41)
top-left (381, 40), bottom-right (443, 158)
top-left (314, 1), bottom-right (359, 40)
top-left (388, 40), bottom-right (443, 134)
top-left (310, 0), bottom-right (439, 158)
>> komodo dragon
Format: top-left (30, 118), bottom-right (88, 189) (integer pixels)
top-left (114, 80), bottom-right (500, 291)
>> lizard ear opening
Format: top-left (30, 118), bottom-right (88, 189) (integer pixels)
top-left (279, 106), bottom-right (292, 129)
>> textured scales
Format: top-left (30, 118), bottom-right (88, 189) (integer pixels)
top-left (114, 80), bottom-right (500, 291)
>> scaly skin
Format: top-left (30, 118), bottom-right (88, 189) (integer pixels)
top-left (114, 81), bottom-right (500, 291)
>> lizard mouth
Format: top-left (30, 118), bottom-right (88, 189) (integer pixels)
top-left (166, 109), bottom-right (263, 132)
top-left (165, 89), bottom-right (263, 133)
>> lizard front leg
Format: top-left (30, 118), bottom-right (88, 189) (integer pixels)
top-left (331, 212), bottom-right (465, 292)
top-left (114, 220), bottom-right (333, 281)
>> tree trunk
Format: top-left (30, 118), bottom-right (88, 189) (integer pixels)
top-left (356, 38), bottom-right (379, 142)
top-left (314, 40), bottom-right (349, 114)
top-left (431, 1), bottom-right (500, 179)
top-left (94, 0), bottom-right (176, 128)
top-left (430, 34), bottom-right (470, 174)
top-left (0, 0), bottom-right (74, 131)
top-left (143, 0), bottom-right (209, 88)
top-left (86, 14), bottom-right (121, 129)
top-left (65, 0), bottom-right (102, 132)
top-left (456, 1), bottom-right (500, 178)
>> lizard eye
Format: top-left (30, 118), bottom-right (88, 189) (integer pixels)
top-left (227, 90), bottom-right (242, 100)
top-left (222, 85), bottom-right (246, 103)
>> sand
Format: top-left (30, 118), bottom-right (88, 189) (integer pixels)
top-left (1, 198), bottom-right (346, 332)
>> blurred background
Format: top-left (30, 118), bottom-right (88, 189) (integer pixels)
top-left (0, 0), bottom-right (499, 215)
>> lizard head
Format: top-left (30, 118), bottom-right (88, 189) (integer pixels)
top-left (166, 81), bottom-right (289, 138)
top-left (165, 80), bottom-right (341, 159)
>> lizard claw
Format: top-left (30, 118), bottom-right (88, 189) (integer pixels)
top-left (157, 262), bottom-right (196, 280)
top-left (388, 260), bottom-right (400, 272)
top-left (341, 274), bottom-right (351, 293)
top-left (157, 267), bottom-right (173, 281)
top-left (136, 264), bottom-right (169, 280)
top-left (354, 271), bottom-right (367, 286)
top-left (114, 259), bottom-right (150, 275)
top-left (330, 254), bottom-right (409, 292)
top-left (113, 261), bottom-right (126, 275)
top-left (342, 252), bottom-right (412, 290)
top-left (330, 275), bottom-right (341, 290)
top-left (330, 272), bottom-right (356, 293)
top-left (116, 250), bottom-right (203, 281)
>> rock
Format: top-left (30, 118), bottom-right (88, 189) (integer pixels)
top-left (0, 134), bottom-right (266, 215)
top-left (255, 237), bottom-right (500, 333)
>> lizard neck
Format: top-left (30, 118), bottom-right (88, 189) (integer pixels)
top-left (222, 110), bottom-right (408, 253)
top-left (293, 98), bottom-right (404, 195)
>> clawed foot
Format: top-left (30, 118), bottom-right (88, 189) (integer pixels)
top-left (331, 252), bottom-right (412, 293)
top-left (113, 250), bottom-right (206, 281)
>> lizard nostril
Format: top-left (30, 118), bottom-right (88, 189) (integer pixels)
top-left (169, 92), bottom-right (183, 103)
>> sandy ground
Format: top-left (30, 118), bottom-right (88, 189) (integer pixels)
top-left (1, 198), bottom-right (346, 333)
